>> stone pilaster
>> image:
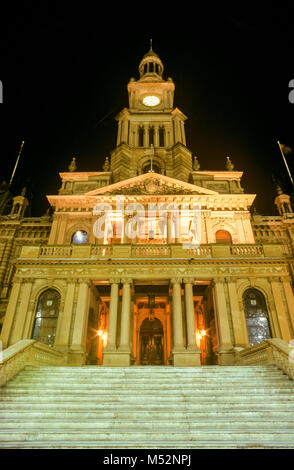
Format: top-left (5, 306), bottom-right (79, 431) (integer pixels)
top-left (282, 276), bottom-right (294, 334)
top-left (10, 279), bottom-right (34, 345)
top-left (0, 278), bottom-right (22, 348)
top-left (226, 277), bottom-right (249, 348)
top-left (54, 280), bottom-right (76, 351)
top-left (270, 277), bottom-right (292, 342)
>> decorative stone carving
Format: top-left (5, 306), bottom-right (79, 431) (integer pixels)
top-left (68, 157), bottom-right (77, 172)
top-left (225, 156), bottom-right (234, 171)
top-left (192, 155), bottom-right (200, 171)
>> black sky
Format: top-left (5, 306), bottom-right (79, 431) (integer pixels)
top-left (0, 4), bottom-right (293, 216)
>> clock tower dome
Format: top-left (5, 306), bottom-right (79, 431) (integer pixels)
top-left (110, 42), bottom-right (192, 183)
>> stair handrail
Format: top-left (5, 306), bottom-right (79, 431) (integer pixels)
top-left (0, 340), bottom-right (67, 386)
top-left (235, 338), bottom-right (294, 380)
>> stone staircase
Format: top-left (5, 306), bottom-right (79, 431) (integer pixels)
top-left (1, 365), bottom-right (294, 448)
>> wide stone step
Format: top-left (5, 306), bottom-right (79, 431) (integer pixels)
top-left (2, 387), bottom-right (293, 396)
top-left (5, 382), bottom-right (293, 391)
top-left (1, 420), bottom-right (294, 431)
top-left (1, 410), bottom-right (294, 420)
top-left (1, 395), bottom-right (293, 404)
top-left (1, 430), bottom-right (294, 443)
top-left (10, 376), bottom-right (291, 385)
top-left (2, 402), bottom-right (294, 412)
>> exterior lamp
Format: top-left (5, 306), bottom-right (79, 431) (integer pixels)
top-left (97, 330), bottom-right (103, 336)
top-left (200, 330), bottom-right (206, 337)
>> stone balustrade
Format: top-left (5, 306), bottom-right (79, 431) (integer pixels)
top-left (19, 242), bottom-right (285, 260)
top-left (0, 340), bottom-right (67, 386)
top-left (235, 338), bottom-right (294, 380)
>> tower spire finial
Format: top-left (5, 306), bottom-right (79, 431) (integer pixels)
top-left (150, 38), bottom-right (153, 50)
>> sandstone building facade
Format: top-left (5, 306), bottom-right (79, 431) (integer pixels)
top-left (1, 45), bottom-right (294, 367)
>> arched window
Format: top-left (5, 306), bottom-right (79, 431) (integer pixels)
top-left (138, 126), bottom-right (144, 147)
top-left (243, 288), bottom-right (271, 346)
top-left (149, 62), bottom-right (154, 72)
top-left (149, 126), bottom-right (154, 146)
top-left (215, 230), bottom-right (232, 244)
top-left (31, 289), bottom-right (61, 347)
top-left (159, 126), bottom-right (165, 147)
top-left (144, 64), bottom-right (147, 74)
top-left (71, 230), bottom-right (88, 244)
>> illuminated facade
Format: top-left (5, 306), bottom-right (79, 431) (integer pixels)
top-left (1, 45), bottom-right (294, 367)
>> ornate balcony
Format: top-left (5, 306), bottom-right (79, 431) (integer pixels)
top-left (19, 242), bottom-right (286, 260)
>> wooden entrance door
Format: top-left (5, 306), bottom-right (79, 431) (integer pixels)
top-left (140, 318), bottom-right (164, 365)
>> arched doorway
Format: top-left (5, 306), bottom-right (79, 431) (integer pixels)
top-left (140, 317), bottom-right (164, 365)
top-left (243, 288), bottom-right (272, 345)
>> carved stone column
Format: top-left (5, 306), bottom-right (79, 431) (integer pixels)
top-left (212, 278), bottom-right (234, 365)
top-left (105, 280), bottom-right (119, 350)
top-left (154, 123), bottom-right (159, 147)
top-left (167, 212), bottom-right (172, 244)
top-left (0, 277), bottom-right (22, 348)
top-left (183, 279), bottom-right (196, 349)
top-left (111, 278), bottom-right (132, 366)
top-left (170, 278), bottom-right (200, 366)
top-left (70, 279), bottom-right (91, 365)
top-left (171, 278), bottom-right (184, 351)
top-left (103, 279), bottom-right (121, 366)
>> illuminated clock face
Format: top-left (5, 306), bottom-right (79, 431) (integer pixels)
top-left (143, 95), bottom-right (160, 107)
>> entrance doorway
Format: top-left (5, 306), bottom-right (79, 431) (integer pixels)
top-left (140, 317), bottom-right (164, 365)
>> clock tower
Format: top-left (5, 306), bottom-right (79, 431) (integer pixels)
top-left (110, 42), bottom-right (192, 183)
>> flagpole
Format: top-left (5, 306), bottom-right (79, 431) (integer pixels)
top-left (277, 140), bottom-right (294, 186)
top-left (9, 140), bottom-right (25, 185)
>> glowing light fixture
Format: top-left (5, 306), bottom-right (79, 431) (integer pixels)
top-left (200, 330), bottom-right (206, 337)
top-left (102, 333), bottom-right (107, 341)
top-left (143, 95), bottom-right (160, 107)
top-left (196, 333), bottom-right (202, 341)
top-left (97, 330), bottom-right (103, 336)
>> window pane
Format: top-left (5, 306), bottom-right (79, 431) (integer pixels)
top-left (243, 289), bottom-right (271, 345)
top-left (32, 289), bottom-right (60, 347)
top-left (71, 230), bottom-right (88, 244)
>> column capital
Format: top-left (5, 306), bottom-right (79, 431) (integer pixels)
top-left (225, 276), bottom-right (237, 284)
top-left (212, 277), bottom-right (225, 286)
top-left (183, 278), bottom-right (194, 285)
top-left (77, 278), bottom-right (92, 288)
top-left (170, 278), bottom-right (182, 285)
top-left (109, 278), bottom-right (120, 284)
top-left (121, 278), bottom-right (132, 285)
top-left (282, 275), bottom-right (292, 283)
top-left (269, 276), bottom-right (279, 283)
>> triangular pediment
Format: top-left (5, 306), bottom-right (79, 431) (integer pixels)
top-left (85, 172), bottom-right (219, 196)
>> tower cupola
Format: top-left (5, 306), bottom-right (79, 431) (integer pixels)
top-left (138, 40), bottom-right (164, 81)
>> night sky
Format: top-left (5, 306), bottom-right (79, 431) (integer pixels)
top-left (0, 5), bottom-right (293, 216)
